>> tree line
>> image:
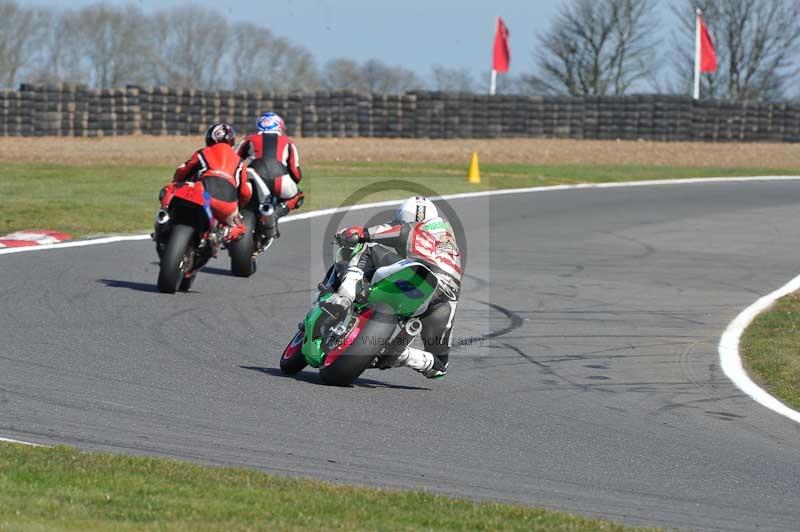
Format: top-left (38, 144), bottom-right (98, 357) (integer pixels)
top-left (527, 0), bottom-right (800, 101)
top-left (1, 0), bottom-right (798, 101)
top-left (0, 1), bottom-right (473, 95)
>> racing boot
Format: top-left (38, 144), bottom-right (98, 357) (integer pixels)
top-left (223, 213), bottom-right (246, 243)
top-left (273, 192), bottom-right (304, 223)
top-left (394, 346), bottom-right (447, 379)
top-left (284, 191), bottom-right (304, 211)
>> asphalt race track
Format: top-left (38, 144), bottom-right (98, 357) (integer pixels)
top-left (2, 180), bottom-right (800, 530)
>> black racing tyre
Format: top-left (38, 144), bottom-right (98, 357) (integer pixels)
top-left (229, 209), bottom-right (256, 278)
top-left (319, 307), bottom-right (397, 387)
top-left (157, 224), bottom-right (194, 294)
top-left (280, 330), bottom-right (308, 375)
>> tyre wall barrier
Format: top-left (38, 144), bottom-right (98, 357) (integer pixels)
top-left (2, 83), bottom-right (799, 142)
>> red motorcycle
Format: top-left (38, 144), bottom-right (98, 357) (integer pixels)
top-left (152, 181), bottom-right (224, 293)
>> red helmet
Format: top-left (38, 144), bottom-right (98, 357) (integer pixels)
top-left (204, 122), bottom-right (236, 147)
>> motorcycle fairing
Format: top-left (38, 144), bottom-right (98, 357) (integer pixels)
top-left (368, 260), bottom-right (438, 317)
top-left (299, 260), bottom-right (439, 369)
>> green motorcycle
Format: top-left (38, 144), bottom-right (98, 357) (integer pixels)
top-left (280, 246), bottom-right (439, 386)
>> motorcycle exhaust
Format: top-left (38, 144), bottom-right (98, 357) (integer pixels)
top-left (152, 209), bottom-right (171, 242)
top-left (404, 318), bottom-right (423, 336)
top-left (156, 209), bottom-right (170, 225)
top-left (259, 204), bottom-right (278, 239)
top-left (379, 318), bottom-right (424, 364)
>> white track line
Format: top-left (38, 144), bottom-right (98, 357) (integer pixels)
top-left (719, 274), bottom-right (800, 425)
top-left (3, 175), bottom-right (800, 257)
top-left (0, 234), bottom-right (151, 255)
top-left (0, 176), bottom-right (800, 255)
top-left (0, 436), bottom-right (43, 447)
top-left (3, 175), bottom-right (800, 432)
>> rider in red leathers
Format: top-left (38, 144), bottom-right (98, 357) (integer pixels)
top-left (237, 112), bottom-right (304, 220)
top-left (171, 122), bottom-right (252, 242)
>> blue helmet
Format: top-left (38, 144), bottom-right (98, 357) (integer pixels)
top-left (256, 112), bottom-right (285, 134)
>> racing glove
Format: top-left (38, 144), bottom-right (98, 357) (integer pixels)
top-left (335, 225), bottom-right (367, 248)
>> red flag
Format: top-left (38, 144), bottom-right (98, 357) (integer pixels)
top-left (492, 17), bottom-right (510, 73)
top-left (699, 15), bottom-right (717, 72)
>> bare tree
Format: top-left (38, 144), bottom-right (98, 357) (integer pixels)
top-left (324, 58), bottom-right (422, 93)
top-left (230, 22), bottom-right (320, 92)
top-left (29, 9), bottom-right (86, 85)
top-left (430, 65), bottom-right (476, 92)
top-left (531, 0), bottom-right (658, 96)
top-left (69, 4), bottom-right (152, 88)
top-left (496, 74), bottom-right (547, 95)
top-left (322, 58), bottom-right (364, 91)
top-left (0, 1), bottom-right (48, 87)
top-left (360, 59), bottom-right (421, 93)
top-left (672, 0), bottom-right (800, 101)
top-left (150, 6), bottom-right (228, 89)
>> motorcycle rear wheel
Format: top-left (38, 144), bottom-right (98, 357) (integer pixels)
top-left (157, 224), bottom-right (194, 294)
top-left (229, 209), bottom-right (256, 277)
top-left (319, 306), bottom-right (396, 386)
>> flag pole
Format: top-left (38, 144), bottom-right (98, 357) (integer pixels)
top-left (490, 16), bottom-right (498, 96)
top-left (693, 8), bottom-right (701, 100)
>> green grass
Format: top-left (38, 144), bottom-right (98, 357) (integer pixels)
top-left (741, 292), bottom-right (800, 410)
top-left (0, 443), bottom-right (653, 531)
top-left (1, 162), bottom-right (796, 237)
top-left (312, 161), bottom-right (795, 182)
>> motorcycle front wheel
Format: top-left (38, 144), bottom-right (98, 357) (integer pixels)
top-left (280, 330), bottom-right (308, 375)
top-left (157, 224), bottom-right (195, 294)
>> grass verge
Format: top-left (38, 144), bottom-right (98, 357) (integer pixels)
top-left (1, 162), bottom-right (796, 237)
top-left (740, 292), bottom-right (800, 410)
top-left (0, 443), bottom-right (652, 531)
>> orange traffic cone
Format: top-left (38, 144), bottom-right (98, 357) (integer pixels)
top-left (467, 151), bottom-right (481, 184)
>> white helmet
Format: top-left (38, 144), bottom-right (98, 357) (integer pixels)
top-left (396, 196), bottom-right (438, 223)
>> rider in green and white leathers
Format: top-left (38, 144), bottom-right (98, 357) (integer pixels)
top-left (326, 197), bottom-right (462, 379)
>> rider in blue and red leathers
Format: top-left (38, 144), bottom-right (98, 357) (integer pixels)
top-left (237, 112), bottom-right (304, 219)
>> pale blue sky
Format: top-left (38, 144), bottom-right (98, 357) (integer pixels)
top-left (30, 0), bottom-right (682, 89)
top-left (32, 0), bottom-right (562, 81)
